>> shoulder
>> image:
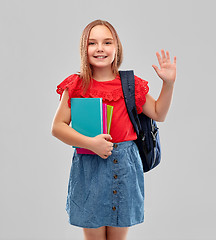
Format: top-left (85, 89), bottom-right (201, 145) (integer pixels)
top-left (134, 75), bottom-right (149, 94)
top-left (134, 75), bottom-right (148, 85)
top-left (56, 73), bottom-right (83, 108)
top-left (56, 73), bottom-right (81, 95)
top-left (134, 75), bottom-right (149, 114)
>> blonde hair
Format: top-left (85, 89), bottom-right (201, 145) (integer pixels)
top-left (79, 19), bottom-right (123, 92)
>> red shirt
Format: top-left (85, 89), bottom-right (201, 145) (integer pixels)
top-left (56, 74), bottom-right (149, 143)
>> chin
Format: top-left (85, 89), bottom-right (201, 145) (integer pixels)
top-left (90, 62), bottom-right (113, 69)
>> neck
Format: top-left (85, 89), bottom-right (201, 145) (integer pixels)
top-left (92, 66), bottom-right (116, 82)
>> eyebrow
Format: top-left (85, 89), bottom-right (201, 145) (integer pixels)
top-left (88, 38), bottom-right (114, 41)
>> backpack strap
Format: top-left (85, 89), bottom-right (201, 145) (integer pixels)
top-left (119, 70), bottom-right (143, 138)
top-left (120, 70), bottom-right (161, 172)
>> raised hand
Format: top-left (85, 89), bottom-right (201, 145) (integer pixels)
top-left (152, 50), bottom-right (176, 86)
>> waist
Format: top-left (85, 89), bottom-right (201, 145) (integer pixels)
top-left (111, 140), bottom-right (135, 150)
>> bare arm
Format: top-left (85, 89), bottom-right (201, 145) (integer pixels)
top-left (51, 89), bottom-right (113, 158)
top-left (142, 50), bottom-right (176, 122)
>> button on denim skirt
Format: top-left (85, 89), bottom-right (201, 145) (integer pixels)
top-left (65, 140), bottom-right (145, 228)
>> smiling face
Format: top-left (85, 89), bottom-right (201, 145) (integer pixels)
top-left (87, 25), bottom-right (116, 71)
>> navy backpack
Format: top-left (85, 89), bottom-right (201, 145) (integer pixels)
top-left (119, 70), bottom-right (161, 172)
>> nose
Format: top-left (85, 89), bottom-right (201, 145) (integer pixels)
top-left (96, 43), bottom-right (104, 52)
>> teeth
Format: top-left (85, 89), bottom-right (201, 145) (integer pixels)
top-left (95, 56), bottom-right (106, 58)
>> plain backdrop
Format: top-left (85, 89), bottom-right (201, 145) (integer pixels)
top-left (1, 0), bottom-right (215, 239)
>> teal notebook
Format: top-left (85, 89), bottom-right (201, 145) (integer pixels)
top-left (70, 98), bottom-right (103, 148)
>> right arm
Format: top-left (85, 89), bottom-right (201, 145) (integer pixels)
top-left (51, 89), bottom-right (113, 159)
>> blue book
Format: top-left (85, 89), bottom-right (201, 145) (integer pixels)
top-left (70, 98), bottom-right (103, 148)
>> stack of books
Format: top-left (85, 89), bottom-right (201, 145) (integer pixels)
top-left (70, 98), bottom-right (114, 154)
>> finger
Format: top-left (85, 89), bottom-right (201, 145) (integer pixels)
top-left (156, 51), bottom-right (162, 66)
top-left (103, 151), bottom-right (112, 159)
top-left (161, 49), bottom-right (166, 62)
top-left (173, 56), bottom-right (177, 64)
top-left (102, 134), bottom-right (112, 141)
top-left (166, 51), bottom-right (170, 61)
top-left (107, 146), bottom-right (113, 153)
top-left (108, 151), bottom-right (112, 156)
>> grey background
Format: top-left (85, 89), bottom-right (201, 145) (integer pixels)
top-left (1, 0), bottom-right (215, 239)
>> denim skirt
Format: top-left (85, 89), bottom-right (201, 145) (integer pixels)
top-left (65, 140), bottom-right (145, 228)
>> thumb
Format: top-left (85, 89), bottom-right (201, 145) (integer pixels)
top-left (152, 65), bottom-right (160, 74)
top-left (102, 134), bottom-right (112, 141)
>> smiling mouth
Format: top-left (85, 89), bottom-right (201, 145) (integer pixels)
top-left (93, 56), bottom-right (108, 59)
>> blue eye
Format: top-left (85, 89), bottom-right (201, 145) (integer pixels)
top-left (105, 42), bottom-right (112, 45)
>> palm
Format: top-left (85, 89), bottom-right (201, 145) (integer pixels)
top-left (152, 50), bottom-right (176, 84)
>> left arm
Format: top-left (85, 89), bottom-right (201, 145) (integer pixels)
top-left (142, 50), bottom-right (177, 122)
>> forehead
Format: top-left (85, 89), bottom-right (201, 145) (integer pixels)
top-left (89, 25), bottom-right (113, 39)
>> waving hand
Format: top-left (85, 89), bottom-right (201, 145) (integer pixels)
top-left (152, 50), bottom-right (176, 85)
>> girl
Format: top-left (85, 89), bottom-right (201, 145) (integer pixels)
top-left (51, 20), bottom-right (176, 240)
